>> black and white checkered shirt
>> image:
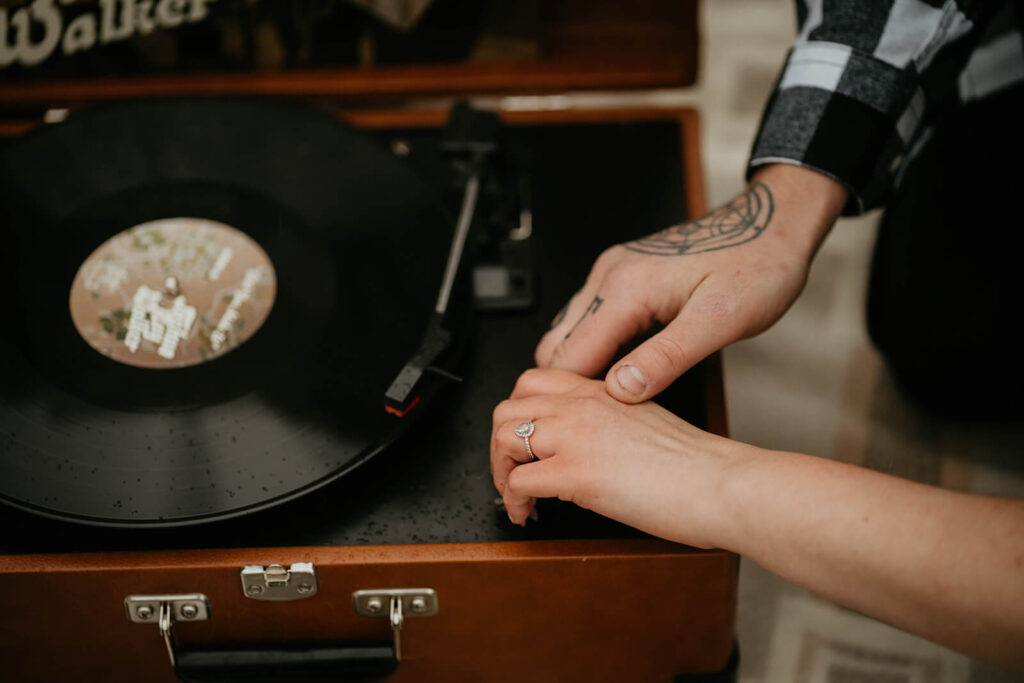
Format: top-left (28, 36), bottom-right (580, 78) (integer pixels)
top-left (748, 0), bottom-right (1024, 215)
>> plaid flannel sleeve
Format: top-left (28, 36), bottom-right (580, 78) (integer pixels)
top-left (748, 1), bottom-right (994, 215)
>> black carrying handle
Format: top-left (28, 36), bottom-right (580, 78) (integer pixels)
top-left (174, 643), bottom-right (398, 683)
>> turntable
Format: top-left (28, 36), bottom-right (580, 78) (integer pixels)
top-left (0, 3), bottom-right (736, 681)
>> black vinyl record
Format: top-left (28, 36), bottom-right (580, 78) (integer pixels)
top-left (0, 97), bottom-right (455, 526)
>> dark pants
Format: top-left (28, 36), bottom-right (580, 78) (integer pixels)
top-left (867, 83), bottom-right (1024, 419)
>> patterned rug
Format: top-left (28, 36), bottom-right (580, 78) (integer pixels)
top-left (761, 596), bottom-right (969, 683)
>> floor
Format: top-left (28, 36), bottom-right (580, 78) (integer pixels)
top-left (481, 1), bottom-right (1024, 680)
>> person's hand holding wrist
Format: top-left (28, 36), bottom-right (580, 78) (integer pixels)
top-left (534, 163), bottom-right (848, 402)
top-left (490, 368), bottom-right (751, 548)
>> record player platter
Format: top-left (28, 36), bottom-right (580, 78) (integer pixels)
top-left (0, 98), bottom-right (459, 527)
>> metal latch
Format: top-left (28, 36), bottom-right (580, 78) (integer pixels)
top-left (125, 594), bottom-right (210, 666)
top-left (352, 588), bottom-right (438, 661)
top-left (241, 562), bottom-right (318, 601)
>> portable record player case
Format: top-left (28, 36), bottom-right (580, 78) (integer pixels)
top-left (0, 4), bottom-right (738, 681)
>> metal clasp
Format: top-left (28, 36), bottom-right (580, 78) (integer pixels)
top-left (124, 594), bottom-right (210, 667)
top-left (352, 588), bottom-right (438, 661)
top-left (241, 562), bottom-right (318, 601)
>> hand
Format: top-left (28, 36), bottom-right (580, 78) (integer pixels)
top-left (490, 367), bottom-right (742, 548)
top-left (535, 164), bottom-right (847, 402)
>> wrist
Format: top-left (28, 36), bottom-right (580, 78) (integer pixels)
top-left (750, 163), bottom-right (847, 261)
top-left (703, 438), bottom-right (778, 554)
top-left (677, 431), bottom-right (766, 551)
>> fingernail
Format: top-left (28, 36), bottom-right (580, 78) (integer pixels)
top-left (616, 364), bottom-right (647, 395)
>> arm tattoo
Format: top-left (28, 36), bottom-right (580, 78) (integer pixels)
top-left (625, 182), bottom-right (774, 256)
top-left (565, 296), bottom-right (603, 340)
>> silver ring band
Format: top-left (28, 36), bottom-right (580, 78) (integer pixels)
top-left (513, 420), bottom-right (535, 460)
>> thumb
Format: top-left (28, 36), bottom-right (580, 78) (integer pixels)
top-left (604, 306), bottom-right (739, 402)
top-left (506, 456), bottom-right (573, 508)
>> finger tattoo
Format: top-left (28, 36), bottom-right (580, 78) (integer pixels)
top-left (564, 295), bottom-right (604, 340)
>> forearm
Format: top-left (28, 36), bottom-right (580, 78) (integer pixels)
top-left (718, 445), bottom-right (1024, 668)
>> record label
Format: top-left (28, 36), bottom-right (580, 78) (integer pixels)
top-left (68, 218), bottom-right (276, 369)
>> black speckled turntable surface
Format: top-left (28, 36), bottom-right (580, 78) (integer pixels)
top-left (0, 103), bottom-right (703, 551)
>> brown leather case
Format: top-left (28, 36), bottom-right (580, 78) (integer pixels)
top-left (1, 541), bottom-right (736, 682)
top-left (0, 4), bottom-right (735, 679)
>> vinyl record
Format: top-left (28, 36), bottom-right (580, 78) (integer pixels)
top-left (0, 97), bottom-right (456, 526)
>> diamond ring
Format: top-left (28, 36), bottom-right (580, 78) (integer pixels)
top-left (513, 420), bottom-right (536, 460)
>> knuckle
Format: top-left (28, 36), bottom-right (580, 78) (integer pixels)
top-left (492, 400), bottom-right (512, 424)
top-left (505, 468), bottom-right (523, 494)
top-left (592, 246), bottom-right (622, 274)
top-left (507, 471), bottom-right (538, 505)
top-left (498, 426), bottom-right (518, 453)
top-left (644, 335), bottom-right (691, 373)
top-left (495, 419), bottom-right (515, 444)
top-left (505, 479), bottom-right (532, 505)
top-left (514, 368), bottom-right (544, 393)
top-left (602, 264), bottom-right (637, 292)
